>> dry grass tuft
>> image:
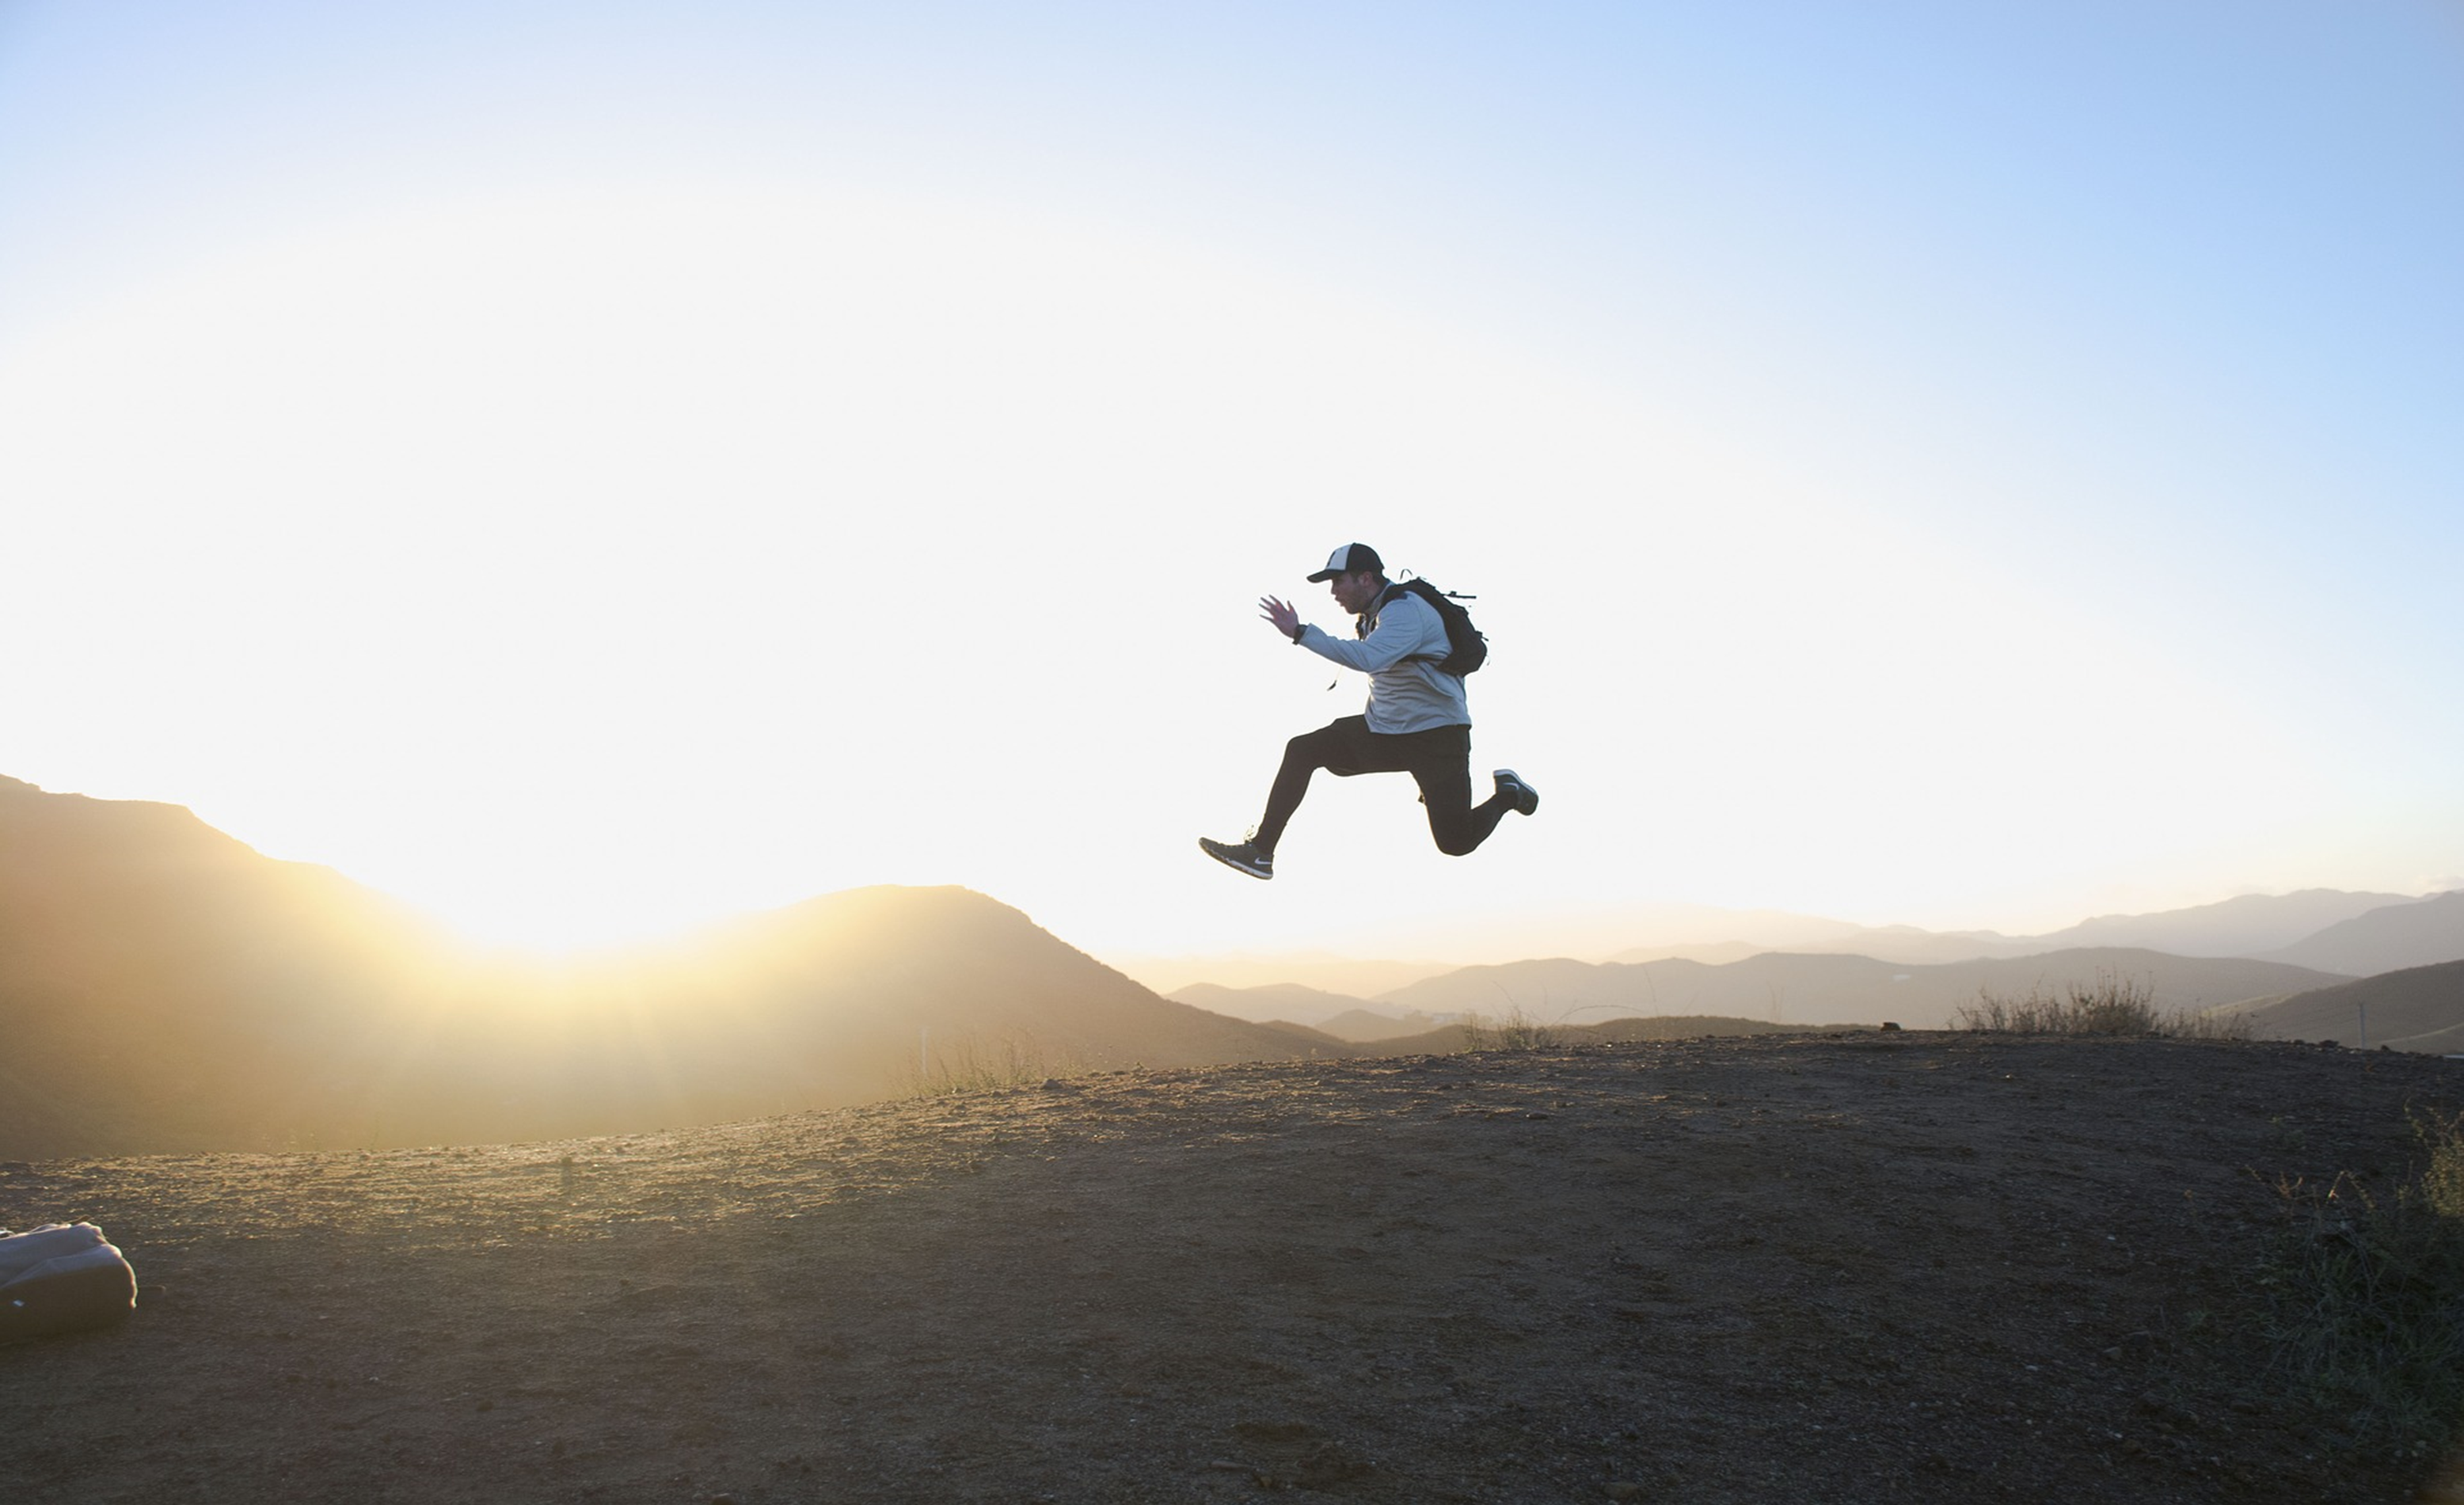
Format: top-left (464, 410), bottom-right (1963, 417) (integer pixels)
top-left (2254, 1109), bottom-right (2464, 1444)
top-left (895, 1035), bottom-right (1079, 1097)
top-left (1458, 1005), bottom-right (1563, 1052)
top-left (1953, 970), bottom-right (2253, 1039)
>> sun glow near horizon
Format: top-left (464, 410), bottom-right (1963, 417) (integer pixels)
top-left (5, 5), bottom-right (2458, 960)
top-left (2, 179), bottom-right (2420, 958)
top-left (1, 182), bottom-right (1744, 957)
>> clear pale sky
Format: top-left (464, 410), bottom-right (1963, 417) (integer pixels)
top-left (4, 2), bottom-right (2458, 963)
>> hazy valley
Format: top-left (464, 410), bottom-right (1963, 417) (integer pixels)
top-left (6, 775), bottom-right (2462, 1159)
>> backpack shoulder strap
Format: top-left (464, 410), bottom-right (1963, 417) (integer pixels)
top-left (1357, 581), bottom-right (1408, 637)
top-left (1365, 580), bottom-right (1445, 657)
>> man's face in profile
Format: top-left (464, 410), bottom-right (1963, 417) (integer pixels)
top-left (1330, 570), bottom-right (1383, 615)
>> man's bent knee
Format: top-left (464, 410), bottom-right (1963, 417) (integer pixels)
top-left (1429, 822), bottom-right (1484, 857)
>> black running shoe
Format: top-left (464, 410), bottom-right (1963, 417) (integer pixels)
top-left (1492, 769), bottom-right (1540, 816)
top-left (1198, 836), bottom-right (1274, 880)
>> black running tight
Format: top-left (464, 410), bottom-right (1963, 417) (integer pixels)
top-left (1253, 716), bottom-right (1510, 857)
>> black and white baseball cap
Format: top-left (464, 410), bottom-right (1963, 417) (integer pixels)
top-left (1306, 542), bottom-right (1384, 582)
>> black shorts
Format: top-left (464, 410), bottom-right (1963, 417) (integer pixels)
top-left (1306, 716), bottom-right (1472, 778)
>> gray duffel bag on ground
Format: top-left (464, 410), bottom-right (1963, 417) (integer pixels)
top-left (0, 1222), bottom-right (138, 1344)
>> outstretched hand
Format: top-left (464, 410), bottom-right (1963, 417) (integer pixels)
top-left (1259, 595), bottom-right (1302, 640)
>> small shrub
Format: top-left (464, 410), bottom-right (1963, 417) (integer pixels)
top-left (1952, 970), bottom-right (2251, 1039)
top-left (2165, 1006), bottom-right (2258, 1042)
top-left (2254, 1110), bottom-right (2464, 1441)
top-left (897, 1036), bottom-right (1074, 1097)
top-left (1459, 1005), bottom-right (1561, 1052)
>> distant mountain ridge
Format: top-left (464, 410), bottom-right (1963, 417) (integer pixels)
top-left (2029, 889), bottom-right (2416, 956)
top-left (1167, 982), bottom-right (1388, 1029)
top-left (1794, 890), bottom-right (2423, 967)
top-left (1108, 953), bottom-right (1456, 998)
top-left (1162, 887), bottom-right (2459, 985)
top-left (1, 777), bottom-right (1318, 1158)
top-left (2259, 891), bottom-right (2464, 976)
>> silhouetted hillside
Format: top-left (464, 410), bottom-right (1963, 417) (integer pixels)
top-left (1148, 891), bottom-right (2435, 986)
top-left (1802, 891), bottom-right (2420, 966)
top-left (1375, 948), bottom-right (2352, 1029)
top-left (1771, 925), bottom-right (2032, 965)
top-left (2029, 888), bottom-right (2414, 957)
top-left (1108, 952), bottom-right (1454, 997)
top-left (0, 777), bottom-right (458, 1156)
top-left (0, 780), bottom-right (1313, 1157)
top-left (1601, 940), bottom-right (1768, 966)
top-left (1165, 984), bottom-right (1443, 1043)
top-left (327, 885), bottom-right (1329, 1153)
top-left (2261, 891), bottom-right (2464, 976)
top-left (1313, 1008), bottom-right (1443, 1043)
top-left (2240, 960), bottom-right (2464, 1052)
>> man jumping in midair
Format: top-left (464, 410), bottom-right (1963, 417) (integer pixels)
top-left (1200, 542), bottom-right (1538, 880)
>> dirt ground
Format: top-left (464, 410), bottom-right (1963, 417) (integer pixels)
top-left (8, 1032), bottom-right (2464, 1503)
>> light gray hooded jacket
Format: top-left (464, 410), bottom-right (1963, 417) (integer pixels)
top-left (1295, 587), bottom-right (1470, 735)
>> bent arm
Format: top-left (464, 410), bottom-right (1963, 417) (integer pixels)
top-left (1298, 594), bottom-right (1443, 674)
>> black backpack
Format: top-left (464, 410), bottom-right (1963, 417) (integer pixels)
top-left (1370, 577), bottom-right (1488, 677)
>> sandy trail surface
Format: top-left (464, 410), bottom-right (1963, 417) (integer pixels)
top-left (6, 1033), bottom-right (2464, 1503)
